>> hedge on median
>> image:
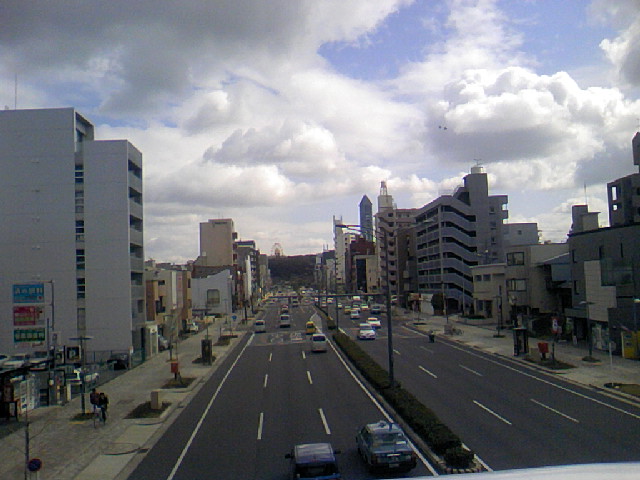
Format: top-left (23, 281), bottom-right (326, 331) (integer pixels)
top-left (333, 330), bottom-right (474, 469)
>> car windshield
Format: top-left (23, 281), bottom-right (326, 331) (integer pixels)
top-left (373, 432), bottom-right (407, 446)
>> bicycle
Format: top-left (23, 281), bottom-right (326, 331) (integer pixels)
top-left (93, 406), bottom-right (106, 428)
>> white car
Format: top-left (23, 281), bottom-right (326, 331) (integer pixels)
top-left (0, 353), bottom-right (10, 368)
top-left (279, 314), bottom-right (291, 328)
top-left (350, 309), bottom-right (360, 320)
top-left (358, 324), bottom-right (376, 340)
top-left (367, 317), bottom-right (382, 329)
top-left (3, 353), bottom-right (30, 369)
top-left (254, 319), bottom-right (267, 333)
top-left (68, 368), bottom-right (100, 385)
top-left (311, 332), bottom-right (328, 352)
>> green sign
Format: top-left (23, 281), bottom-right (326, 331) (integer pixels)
top-left (14, 328), bottom-right (46, 343)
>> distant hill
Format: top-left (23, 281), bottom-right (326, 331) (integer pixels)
top-left (269, 254), bottom-right (316, 288)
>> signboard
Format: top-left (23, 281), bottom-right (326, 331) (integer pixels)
top-left (12, 283), bottom-right (45, 304)
top-left (13, 306), bottom-right (44, 326)
top-left (13, 328), bottom-right (46, 343)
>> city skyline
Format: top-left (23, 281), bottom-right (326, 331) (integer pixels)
top-left (2, 1), bottom-right (639, 262)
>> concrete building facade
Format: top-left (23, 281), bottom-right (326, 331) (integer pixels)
top-left (414, 166), bottom-right (508, 313)
top-left (0, 107), bottom-right (145, 355)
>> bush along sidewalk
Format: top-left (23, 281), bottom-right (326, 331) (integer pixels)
top-left (333, 330), bottom-right (481, 473)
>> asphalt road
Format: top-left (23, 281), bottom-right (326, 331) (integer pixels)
top-left (337, 308), bottom-right (640, 470)
top-left (127, 303), bottom-right (435, 480)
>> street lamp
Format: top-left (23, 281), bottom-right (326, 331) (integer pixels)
top-left (336, 222), bottom-right (395, 387)
top-left (579, 300), bottom-right (595, 359)
top-left (69, 335), bottom-right (93, 414)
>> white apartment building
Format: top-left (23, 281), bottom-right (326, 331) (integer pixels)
top-left (0, 108), bottom-right (145, 355)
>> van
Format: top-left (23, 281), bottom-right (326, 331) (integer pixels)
top-left (285, 442), bottom-right (341, 479)
top-left (279, 314), bottom-right (291, 328)
top-left (254, 319), bottom-right (266, 333)
top-left (311, 332), bottom-right (328, 352)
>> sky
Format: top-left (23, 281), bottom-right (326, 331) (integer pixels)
top-left (2, 0), bottom-right (640, 262)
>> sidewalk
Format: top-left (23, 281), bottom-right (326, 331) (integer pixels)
top-left (0, 317), bottom-right (252, 480)
top-left (398, 310), bottom-right (640, 402)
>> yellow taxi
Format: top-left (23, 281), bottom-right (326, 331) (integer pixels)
top-left (305, 321), bottom-right (317, 334)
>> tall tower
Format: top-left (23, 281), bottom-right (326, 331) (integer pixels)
top-left (359, 195), bottom-right (373, 242)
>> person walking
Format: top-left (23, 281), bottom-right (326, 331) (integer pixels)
top-left (97, 391), bottom-right (109, 423)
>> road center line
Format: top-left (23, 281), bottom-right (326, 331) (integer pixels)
top-left (257, 412), bottom-right (264, 440)
top-left (307, 370), bottom-right (313, 385)
top-left (393, 349), bottom-right (401, 355)
top-left (419, 346), bottom-right (434, 354)
top-left (419, 365), bottom-right (438, 378)
top-left (302, 351), bottom-right (306, 360)
top-left (318, 408), bottom-right (331, 435)
top-left (268, 352), bottom-right (272, 362)
top-left (459, 364), bottom-right (483, 376)
top-left (263, 374), bottom-right (268, 388)
top-left (530, 398), bottom-right (579, 423)
top-left (473, 400), bottom-right (512, 425)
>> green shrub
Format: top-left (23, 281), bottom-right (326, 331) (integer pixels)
top-left (333, 330), bottom-right (468, 469)
top-left (443, 446), bottom-right (475, 469)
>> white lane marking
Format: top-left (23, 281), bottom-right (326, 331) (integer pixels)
top-left (459, 364), bottom-right (483, 376)
top-left (257, 412), bottom-right (264, 440)
top-left (419, 346), bottom-right (434, 354)
top-left (318, 408), bottom-right (331, 435)
top-left (328, 340), bottom-right (438, 476)
top-left (530, 398), bottom-right (579, 423)
top-left (268, 352), bottom-right (273, 362)
top-left (263, 374), bottom-right (268, 388)
top-left (393, 349), bottom-right (401, 355)
top-left (419, 365), bottom-right (438, 379)
top-left (302, 351), bottom-right (306, 360)
top-left (307, 370), bottom-right (313, 385)
top-left (473, 400), bottom-right (512, 425)
top-left (439, 339), bottom-right (640, 421)
top-left (167, 333), bottom-right (254, 480)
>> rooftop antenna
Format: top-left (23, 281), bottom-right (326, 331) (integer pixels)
top-left (14, 73), bottom-right (18, 109)
top-left (584, 182), bottom-right (588, 206)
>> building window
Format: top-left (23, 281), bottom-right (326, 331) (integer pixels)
top-left (76, 249), bottom-right (85, 270)
top-left (77, 278), bottom-right (86, 299)
top-left (483, 274), bottom-right (491, 281)
top-left (206, 289), bottom-right (221, 308)
top-left (74, 166), bottom-right (84, 184)
top-left (507, 252), bottom-right (525, 266)
top-left (598, 245), bottom-right (605, 259)
top-left (474, 275), bottom-right (482, 282)
top-left (507, 278), bottom-right (527, 291)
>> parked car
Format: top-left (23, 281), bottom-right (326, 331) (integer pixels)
top-left (366, 317), bottom-right (381, 329)
top-left (357, 324), bottom-right (376, 340)
top-left (285, 442), bottom-right (341, 479)
top-left (311, 332), bottom-right (328, 352)
top-left (68, 368), bottom-right (100, 385)
top-left (0, 353), bottom-right (10, 369)
top-left (356, 420), bottom-right (417, 473)
top-left (3, 353), bottom-right (31, 369)
top-left (158, 335), bottom-right (170, 351)
top-left (29, 350), bottom-right (52, 370)
top-left (254, 319), bottom-right (267, 333)
top-left (107, 353), bottom-right (130, 370)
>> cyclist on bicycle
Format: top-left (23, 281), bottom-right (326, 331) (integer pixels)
top-left (97, 392), bottom-right (109, 422)
top-left (89, 388), bottom-right (99, 413)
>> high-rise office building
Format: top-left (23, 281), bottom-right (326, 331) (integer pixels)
top-left (0, 108), bottom-right (146, 354)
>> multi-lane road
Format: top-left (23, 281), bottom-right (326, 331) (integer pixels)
top-left (335, 307), bottom-right (640, 470)
top-left (127, 303), bottom-right (435, 479)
